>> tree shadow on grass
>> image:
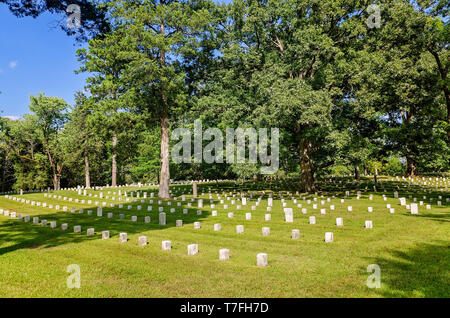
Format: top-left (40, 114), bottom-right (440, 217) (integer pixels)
top-left (403, 212), bottom-right (450, 223)
top-left (0, 202), bottom-right (210, 256)
top-left (369, 241), bottom-right (450, 298)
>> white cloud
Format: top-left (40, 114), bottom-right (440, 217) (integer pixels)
top-left (9, 60), bottom-right (18, 69)
top-left (3, 116), bottom-right (20, 121)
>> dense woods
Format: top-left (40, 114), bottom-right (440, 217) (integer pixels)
top-left (0, 0), bottom-right (448, 194)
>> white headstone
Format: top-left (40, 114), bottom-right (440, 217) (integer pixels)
top-left (256, 253), bottom-right (268, 267)
top-left (159, 212), bottom-right (166, 225)
top-left (325, 232), bottom-right (334, 243)
top-left (188, 244), bottom-right (198, 255)
top-left (119, 233), bottom-right (127, 243)
top-left (162, 240), bottom-right (172, 251)
top-left (138, 236), bottom-right (147, 246)
top-left (219, 248), bottom-right (230, 260)
top-left (283, 208), bottom-right (293, 222)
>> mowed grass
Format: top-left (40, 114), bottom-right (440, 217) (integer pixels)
top-left (0, 178), bottom-right (448, 298)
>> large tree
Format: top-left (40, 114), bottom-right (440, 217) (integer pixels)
top-left (61, 92), bottom-right (105, 188)
top-left (28, 93), bottom-right (69, 190)
top-left (196, 0), bottom-right (374, 191)
top-left (364, 0), bottom-right (449, 176)
top-left (107, 0), bottom-right (214, 198)
top-left (76, 29), bottom-right (134, 187)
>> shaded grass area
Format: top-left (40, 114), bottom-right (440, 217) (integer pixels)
top-left (371, 241), bottom-right (450, 298)
top-left (0, 179), bottom-right (448, 297)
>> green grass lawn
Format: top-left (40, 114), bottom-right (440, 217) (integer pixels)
top-left (0, 178), bottom-right (448, 298)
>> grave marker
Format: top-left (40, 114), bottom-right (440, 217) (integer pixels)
top-left (219, 249), bottom-right (230, 260)
top-left (162, 240), bottom-right (171, 251)
top-left (119, 233), bottom-right (127, 243)
top-left (325, 232), bottom-right (334, 243)
top-left (188, 244), bottom-right (198, 255)
top-left (257, 253), bottom-right (268, 267)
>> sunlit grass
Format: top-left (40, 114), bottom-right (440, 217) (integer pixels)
top-left (0, 178), bottom-right (448, 298)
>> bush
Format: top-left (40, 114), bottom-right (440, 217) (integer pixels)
top-left (330, 165), bottom-right (352, 176)
top-left (383, 157), bottom-right (404, 176)
top-left (367, 160), bottom-right (382, 175)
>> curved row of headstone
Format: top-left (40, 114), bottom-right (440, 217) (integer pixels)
top-left (6, 180), bottom-right (445, 222)
top-left (0, 209), bottom-right (343, 267)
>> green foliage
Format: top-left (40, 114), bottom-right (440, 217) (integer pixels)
top-left (0, 0), bottom-right (448, 191)
top-left (331, 165), bottom-right (352, 176)
top-left (367, 160), bottom-right (383, 175)
top-left (383, 157), bottom-right (404, 176)
top-left (12, 152), bottom-right (48, 191)
top-left (130, 127), bottom-right (161, 183)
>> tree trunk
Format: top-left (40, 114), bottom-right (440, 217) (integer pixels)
top-left (84, 151), bottom-right (91, 189)
top-left (299, 138), bottom-right (315, 192)
top-left (192, 181), bottom-right (197, 198)
top-left (2, 154), bottom-right (9, 192)
top-left (53, 173), bottom-right (61, 191)
top-left (158, 114), bottom-right (170, 198)
top-left (111, 133), bottom-right (118, 187)
top-left (45, 147), bottom-right (58, 191)
top-left (374, 167), bottom-right (378, 184)
top-left (428, 49), bottom-right (450, 143)
top-left (354, 164), bottom-right (360, 180)
top-left (363, 165), bottom-right (368, 176)
top-left (158, 19), bottom-right (170, 199)
top-left (56, 163), bottom-right (62, 190)
top-left (406, 154), bottom-right (416, 177)
top-left (443, 85), bottom-right (450, 143)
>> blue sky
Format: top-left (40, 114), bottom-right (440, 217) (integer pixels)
top-left (0, 5), bottom-right (88, 120)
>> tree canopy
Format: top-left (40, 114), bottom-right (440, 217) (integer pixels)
top-left (0, 0), bottom-right (448, 194)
